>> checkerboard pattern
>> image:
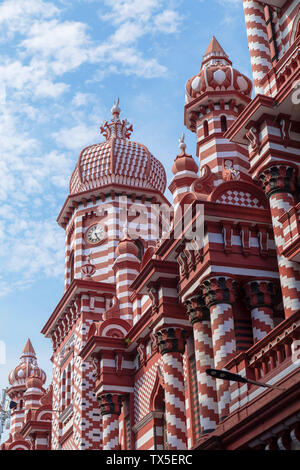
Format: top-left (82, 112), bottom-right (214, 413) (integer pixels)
top-left (216, 190), bottom-right (264, 208)
top-left (70, 139), bottom-right (166, 194)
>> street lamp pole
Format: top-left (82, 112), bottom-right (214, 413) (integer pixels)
top-left (206, 368), bottom-right (286, 391)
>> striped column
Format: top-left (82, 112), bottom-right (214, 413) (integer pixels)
top-left (244, 280), bottom-right (276, 342)
top-left (201, 277), bottom-right (237, 421)
top-left (156, 327), bottom-right (187, 450)
top-left (98, 393), bottom-right (123, 450)
top-left (113, 236), bottom-right (140, 323)
top-left (185, 296), bottom-right (218, 433)
top-left (243, 0), bottom-right (272, 94)
top-left (259, 165), bottom-right (300, 318)
top-left (8, 392), bottom-right (25, 437)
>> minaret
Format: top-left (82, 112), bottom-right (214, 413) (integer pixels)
top-left (184, 37), bottom-right (253, 194)
top-left (7, 340), bottom-right (46, 438)
top-left (42, 100), bottom-right (168, 450)
top-left (169, 133), bottom-right (198, 211)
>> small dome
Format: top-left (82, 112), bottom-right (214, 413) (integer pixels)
top-left (69, 101), bottom-right (166, 196)
top-left (8, 339), bottom-right (46, 389)
top-left (185, 37), bottom-right (252, 104)
top-left (26, 374), bottom-right (44, 391)
top-left (116, 229), bottom-right (139, 258)
top-left (172, 133), bottom-right (198, 175)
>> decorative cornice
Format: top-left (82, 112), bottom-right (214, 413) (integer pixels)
top-left (156, 327), bottom-right (188, 355)
top-left (97, 393), bottom-right (124, 416)
top-left (201, 276), bottom-right (238, 307)
top-left (258, 164), bottom-right (298, 197)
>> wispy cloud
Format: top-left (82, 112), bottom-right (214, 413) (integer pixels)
top-left (0, 0), bottom-right (183, 298)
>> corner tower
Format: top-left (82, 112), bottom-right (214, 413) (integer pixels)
top-left (42, 101), bottom-right (169, 450)
top-left (184, 37), bottom-right (253, 195)
top-left (7, 340), bottom-right (46, 439)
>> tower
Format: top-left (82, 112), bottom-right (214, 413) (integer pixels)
top-left (184, 37), bottom-right (253, 196)
top-left (41, 100), bottom-right (168, 450)
top-left (6, 340), bottom-right (46, 439)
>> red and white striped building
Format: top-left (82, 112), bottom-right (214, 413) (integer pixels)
top-left (2, 0), bottom-right (300, 450)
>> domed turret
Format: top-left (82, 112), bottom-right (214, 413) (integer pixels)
top-left (8, 339), bottom-right (46, 390)
top-left (183, 37), bottom-right (253, 190)
top-left (185, 37), bottom-right (252, 108)
top-left (69, 99), bottom-right (166, 195)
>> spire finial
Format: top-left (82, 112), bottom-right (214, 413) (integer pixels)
top-left (179, 132), bottom-right (186, 154)
top-left (22, 339), bottom-right (36, 356)
top-left (111, 97), bottom-right (121, 118)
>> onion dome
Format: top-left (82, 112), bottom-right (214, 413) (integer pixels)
top-left (69, 99), bottom-right (166, 195)
top-left (116, 226), bottom-right (139, 258)
top-left (185, 36), bottom-right (252, 104)
top-left (25, 369), bottom-right (44, 391)
top-left (8, 339), bottom-right (46, 389)
top-left (172, 133), bottom-right (198, 175)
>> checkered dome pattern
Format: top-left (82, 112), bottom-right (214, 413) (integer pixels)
top-left (216, 189), bottom-right (264, 208)
top-left (69, 139), bottom-right (166, 195)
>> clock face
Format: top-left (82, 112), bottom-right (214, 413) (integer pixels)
top-left (86, 224), bottom-right (106, 244)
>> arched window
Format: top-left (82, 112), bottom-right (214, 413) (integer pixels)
top-left (296, 20), bottom-right (300, 39)
top-left (70, 252), bottom-right (74, 283)
top-left (153, 384), bottom-right (167, 449)
top-left (203, 120), bottom-right (209, 138)
top-left (61, 370), bottom-right (66, 411)
top-left (221, 115), bottom-right (228, 132)
top-left (291, 8), bottom-right (300, 44)
top-left (134, 239), bottom-right (145, 261)
top-left (66, 363), bottom-right (72, 407)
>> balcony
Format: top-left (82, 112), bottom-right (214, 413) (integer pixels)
top-left (194, 311), bottom-right (300, 449)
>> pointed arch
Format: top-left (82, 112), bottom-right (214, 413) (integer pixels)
top-left (290, 5), bottom-right (300, 45)
top-left (149, 368), bottom-right (165, 412)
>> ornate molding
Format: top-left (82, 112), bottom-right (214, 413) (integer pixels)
top-left (97, 393), bottom-right (124, 416)
top-left (244, 280), bottom-right (278, 309)
top-left (201, 276), bottom-right (238, 307)
top-left (258, 165), bottom-right (297, 197)
top-left (156, 327), bottom-right (187, 355)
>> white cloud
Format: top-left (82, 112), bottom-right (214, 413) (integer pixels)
top-left (0, 0), bottom-right (59, 38)
top-left (101, 0), bottom-right (160, 25)
top-left (154, 9), bottom-right (181, 34)
top-left (72, 92), bottom-right (92, 107)
top-left (0, 0), bottom-right (183, 299)
top-left (20, 19), bottom-right (91, 75)
top-left (52, 123), bottom-right (100, 151)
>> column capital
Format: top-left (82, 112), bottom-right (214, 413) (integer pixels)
top-left (244, 279), bottom-right (278, 309)
top-left (156, 327), bottom-right (188, 355)
top-left (258, 164), bottom-right (297, 198)
top-left (201, 276), bottom-right (238, 308)
top-left (97, 393), bottom-right (124, 416)
top-left (184, 295), bottom-right (210, 324)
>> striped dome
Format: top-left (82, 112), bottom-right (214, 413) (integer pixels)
top-left (8, 339), bottom-right (46, 389)
top-left (69, 101), bottom-right (166, 195)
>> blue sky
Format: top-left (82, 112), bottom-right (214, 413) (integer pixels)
top-left (0, 0), bottom-right (252, 406)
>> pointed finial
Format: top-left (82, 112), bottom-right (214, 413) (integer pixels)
top-left (179, 132), bottom-right (186, 153)
top-left (121, 223), bottom-right (129, 240)
top-left (22, 339), bottom-right (36, 356)
top-left (111, 97), bottom-right (121, 118)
